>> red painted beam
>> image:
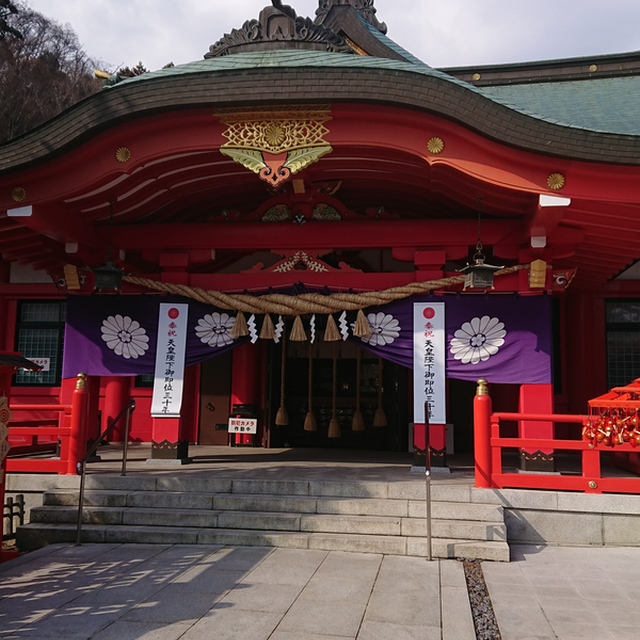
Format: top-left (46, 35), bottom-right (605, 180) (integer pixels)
top-left (113, 219), bottom-right (523, 252)
top-left (6, 204), bottom-right (106, 251)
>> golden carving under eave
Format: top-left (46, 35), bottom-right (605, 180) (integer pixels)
top-left (218, 106), bottom-right (333, 187)
top-left (220, 148), bottom-right (267, 175)
top-left (547, 172), bottom-right (566, 190)
top-left (219, 107), bottom-right (331, 153)
top-left (313, 202), bottom-right (342, 221)
top-left (11, 187), bottom-right (26, 202)
top-left (427, 137), bottom-right (445, 154)
top-left (272, 251), bottom-right (330, 274)
top-left (343, 36), bottom-right (369, 56)
top-left (115, 147), bottom-right (131, 163)
top-left (262, 204), bottom-right (292, 222)
top-left (284, 146), bottom-right (333, 174)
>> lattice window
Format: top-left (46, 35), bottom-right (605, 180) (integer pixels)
top-left (14, 301), bottom-right (66, 386)
top-left (606, 300), bottom-right (640, 387)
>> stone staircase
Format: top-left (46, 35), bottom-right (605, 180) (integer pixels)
top-left (16, 475), bottom-right (510, 561)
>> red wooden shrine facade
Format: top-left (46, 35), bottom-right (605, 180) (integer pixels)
top-left (2, 1), bottom-right (640, 470)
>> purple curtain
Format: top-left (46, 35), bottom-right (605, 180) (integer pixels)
top-left (63, 293), bottom-right (552, 385)
top-left (63, 295), bottom-right (247, 378)
top-left (350, 294), bottom-right (552, 384)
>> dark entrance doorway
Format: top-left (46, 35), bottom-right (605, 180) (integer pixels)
top-left (198, 351), bottom-right (232, 445)
top-left (269, 340), bottom-right (409, 451)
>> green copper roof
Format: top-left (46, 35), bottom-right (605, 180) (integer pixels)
top-left (108, 50), bottom-right (640, 138)
top-left (481, 77), bottom-right (640, 136)
top-left (108, 50), bottom-right (453, 86)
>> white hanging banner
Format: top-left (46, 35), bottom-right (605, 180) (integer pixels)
top-left (151, 303), bottom-right (189, 417)
top-left (413, 302), bottom-right (446, 424)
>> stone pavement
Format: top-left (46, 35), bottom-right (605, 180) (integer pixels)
top-left (0, 543), bottom-right (639, 640)
top-left (484, 545), bottom-right (640, 640)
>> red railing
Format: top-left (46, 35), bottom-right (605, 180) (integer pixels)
top-left (474, 379), bottom-right (640, 494)
top-left (6, 374), bottom-right (89, 475)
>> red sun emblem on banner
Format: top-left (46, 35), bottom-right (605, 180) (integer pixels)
top-left (168, 308), bottom-right (180, 319)
top-left (423, 307), bottom-right (436, 319)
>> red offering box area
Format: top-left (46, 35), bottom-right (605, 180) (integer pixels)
top-left (586, 379), bottom-right (640, 447)
top-left (585, 379), bottom-right (640, 475)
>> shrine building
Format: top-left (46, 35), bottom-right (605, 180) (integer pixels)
top-left (1, 0), bottom-right (640, 470)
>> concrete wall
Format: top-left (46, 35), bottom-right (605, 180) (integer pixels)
top-left (472, 487), bottom-right (640, 547)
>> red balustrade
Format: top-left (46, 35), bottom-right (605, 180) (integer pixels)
top-left (6, 374), bottom-right (89, 475)
top-left (474, 379), bottom-right (640, 494)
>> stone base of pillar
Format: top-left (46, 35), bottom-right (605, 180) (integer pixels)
top-left (519, 449), bottom-right (555, 473)
top-left (412, 447), bottom-right (448, 470)
top-left (148, 439), bottom-right (190, 463)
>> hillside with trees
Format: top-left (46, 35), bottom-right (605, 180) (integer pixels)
top-left (0, 1), bottom-right (127, 143)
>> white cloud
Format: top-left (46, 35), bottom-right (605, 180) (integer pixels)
top-left (22, 0), bottom-right (640, 71)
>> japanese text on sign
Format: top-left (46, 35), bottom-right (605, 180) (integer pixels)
top-left (151, 304), bottom-right (189, 417)
top-left (228, 418), bottom-right (258, 434)
top-left (413, 303), bottom-right (446, 424)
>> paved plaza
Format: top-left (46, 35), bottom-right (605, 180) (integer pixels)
top-left (0, 542), bottom-right (639, 639)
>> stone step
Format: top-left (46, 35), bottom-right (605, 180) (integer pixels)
top-left (41, 490), bottom-right (504, 523)
top-left (60, 475), bottom-right (488, 502)
top-left (29, 505), bottom-right (506, 542)
top-left (21, 474), bottom-right (510, 562)
top-left (15, 522), bottom-right (510, 562)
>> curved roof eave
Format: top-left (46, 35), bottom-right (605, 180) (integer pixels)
top-left (1, 51), bottom-right (640, 175)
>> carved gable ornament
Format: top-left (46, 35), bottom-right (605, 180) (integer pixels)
top-left (205, 3), bottom-right (351, 58)
top-left (218, 106), bottom-right (333, 188)
top-left (315, 0), bottom-right (387, 34)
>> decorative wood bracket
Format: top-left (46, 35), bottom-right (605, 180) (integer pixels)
top-left (218, 107), bottom-right (333, 188)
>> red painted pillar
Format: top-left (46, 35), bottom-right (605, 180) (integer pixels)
top-left (519, 384), bottom-right (554, 471)
top-left (0, 366), bottom-right (13, 552)
top-left (231, 343), bottom-right (261, 445)
top-left (67, 373), bottom-right (89, 474)
top-left (474, 378), bottom-right (492, 488)
top-left (103, 376), bottom-right (132, 442)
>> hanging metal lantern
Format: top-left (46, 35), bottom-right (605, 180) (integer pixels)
top-left (459, 253), bottom-right (503, 290)
top-left (92, 261), bottom-right (123, 292)
top-left (459, 197), bottom-right (503, 290)
top-left (92, 201), bottom-right (123, 292)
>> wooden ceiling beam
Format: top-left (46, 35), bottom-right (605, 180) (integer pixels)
top-left (113, 219), bottom-right (524, 252)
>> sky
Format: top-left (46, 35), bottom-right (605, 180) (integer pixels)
top-left (22, 0), bottom-right (640, 72)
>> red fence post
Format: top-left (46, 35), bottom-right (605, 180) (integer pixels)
top-left (474, 378), bottom-right (493, 488)
top-left (67, 373), bottom-right (88, 475)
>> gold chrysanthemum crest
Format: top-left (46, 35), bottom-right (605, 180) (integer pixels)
top-left (11, 187), bottom-right (26, 202)
top-left (427, 137), bottom-right (445, 154)
top-left (547, 172), bottom-right (566, 190)
top-left (115, 147), bottom-right (131, 163)
top-left (219, 106), bottom-right (332, 154)
top-left (217, 106), bottom-right (333, 187)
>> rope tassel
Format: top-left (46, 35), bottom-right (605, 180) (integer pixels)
top-left (327, 343), bottom-right (341, 438)
top-left (231, 311), bottom-right (248, 337)
top-left (352, 348), bottom-right (365, 432)
top-left (260, 313), bottom-right (276, 340)
top-left (323, 314), bottom-right (341, 342)
top-left (275, 333), bottom-right (289, 426)
top-left (290, 315), bottom-right (307, 342)
top-left (304, 342), bottom-right (317, 431)
top-left (354, 309), bottom-right (372, 337)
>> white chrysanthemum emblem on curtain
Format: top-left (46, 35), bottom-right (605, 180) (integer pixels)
top-left (450, 315), bottom-right (506, 364)
top-left (196, 313), bottom-right (236, 348)
top-left (361, 312), bottom-right (401, 346)
top-left (101, 315), bottom-right (149, 359)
